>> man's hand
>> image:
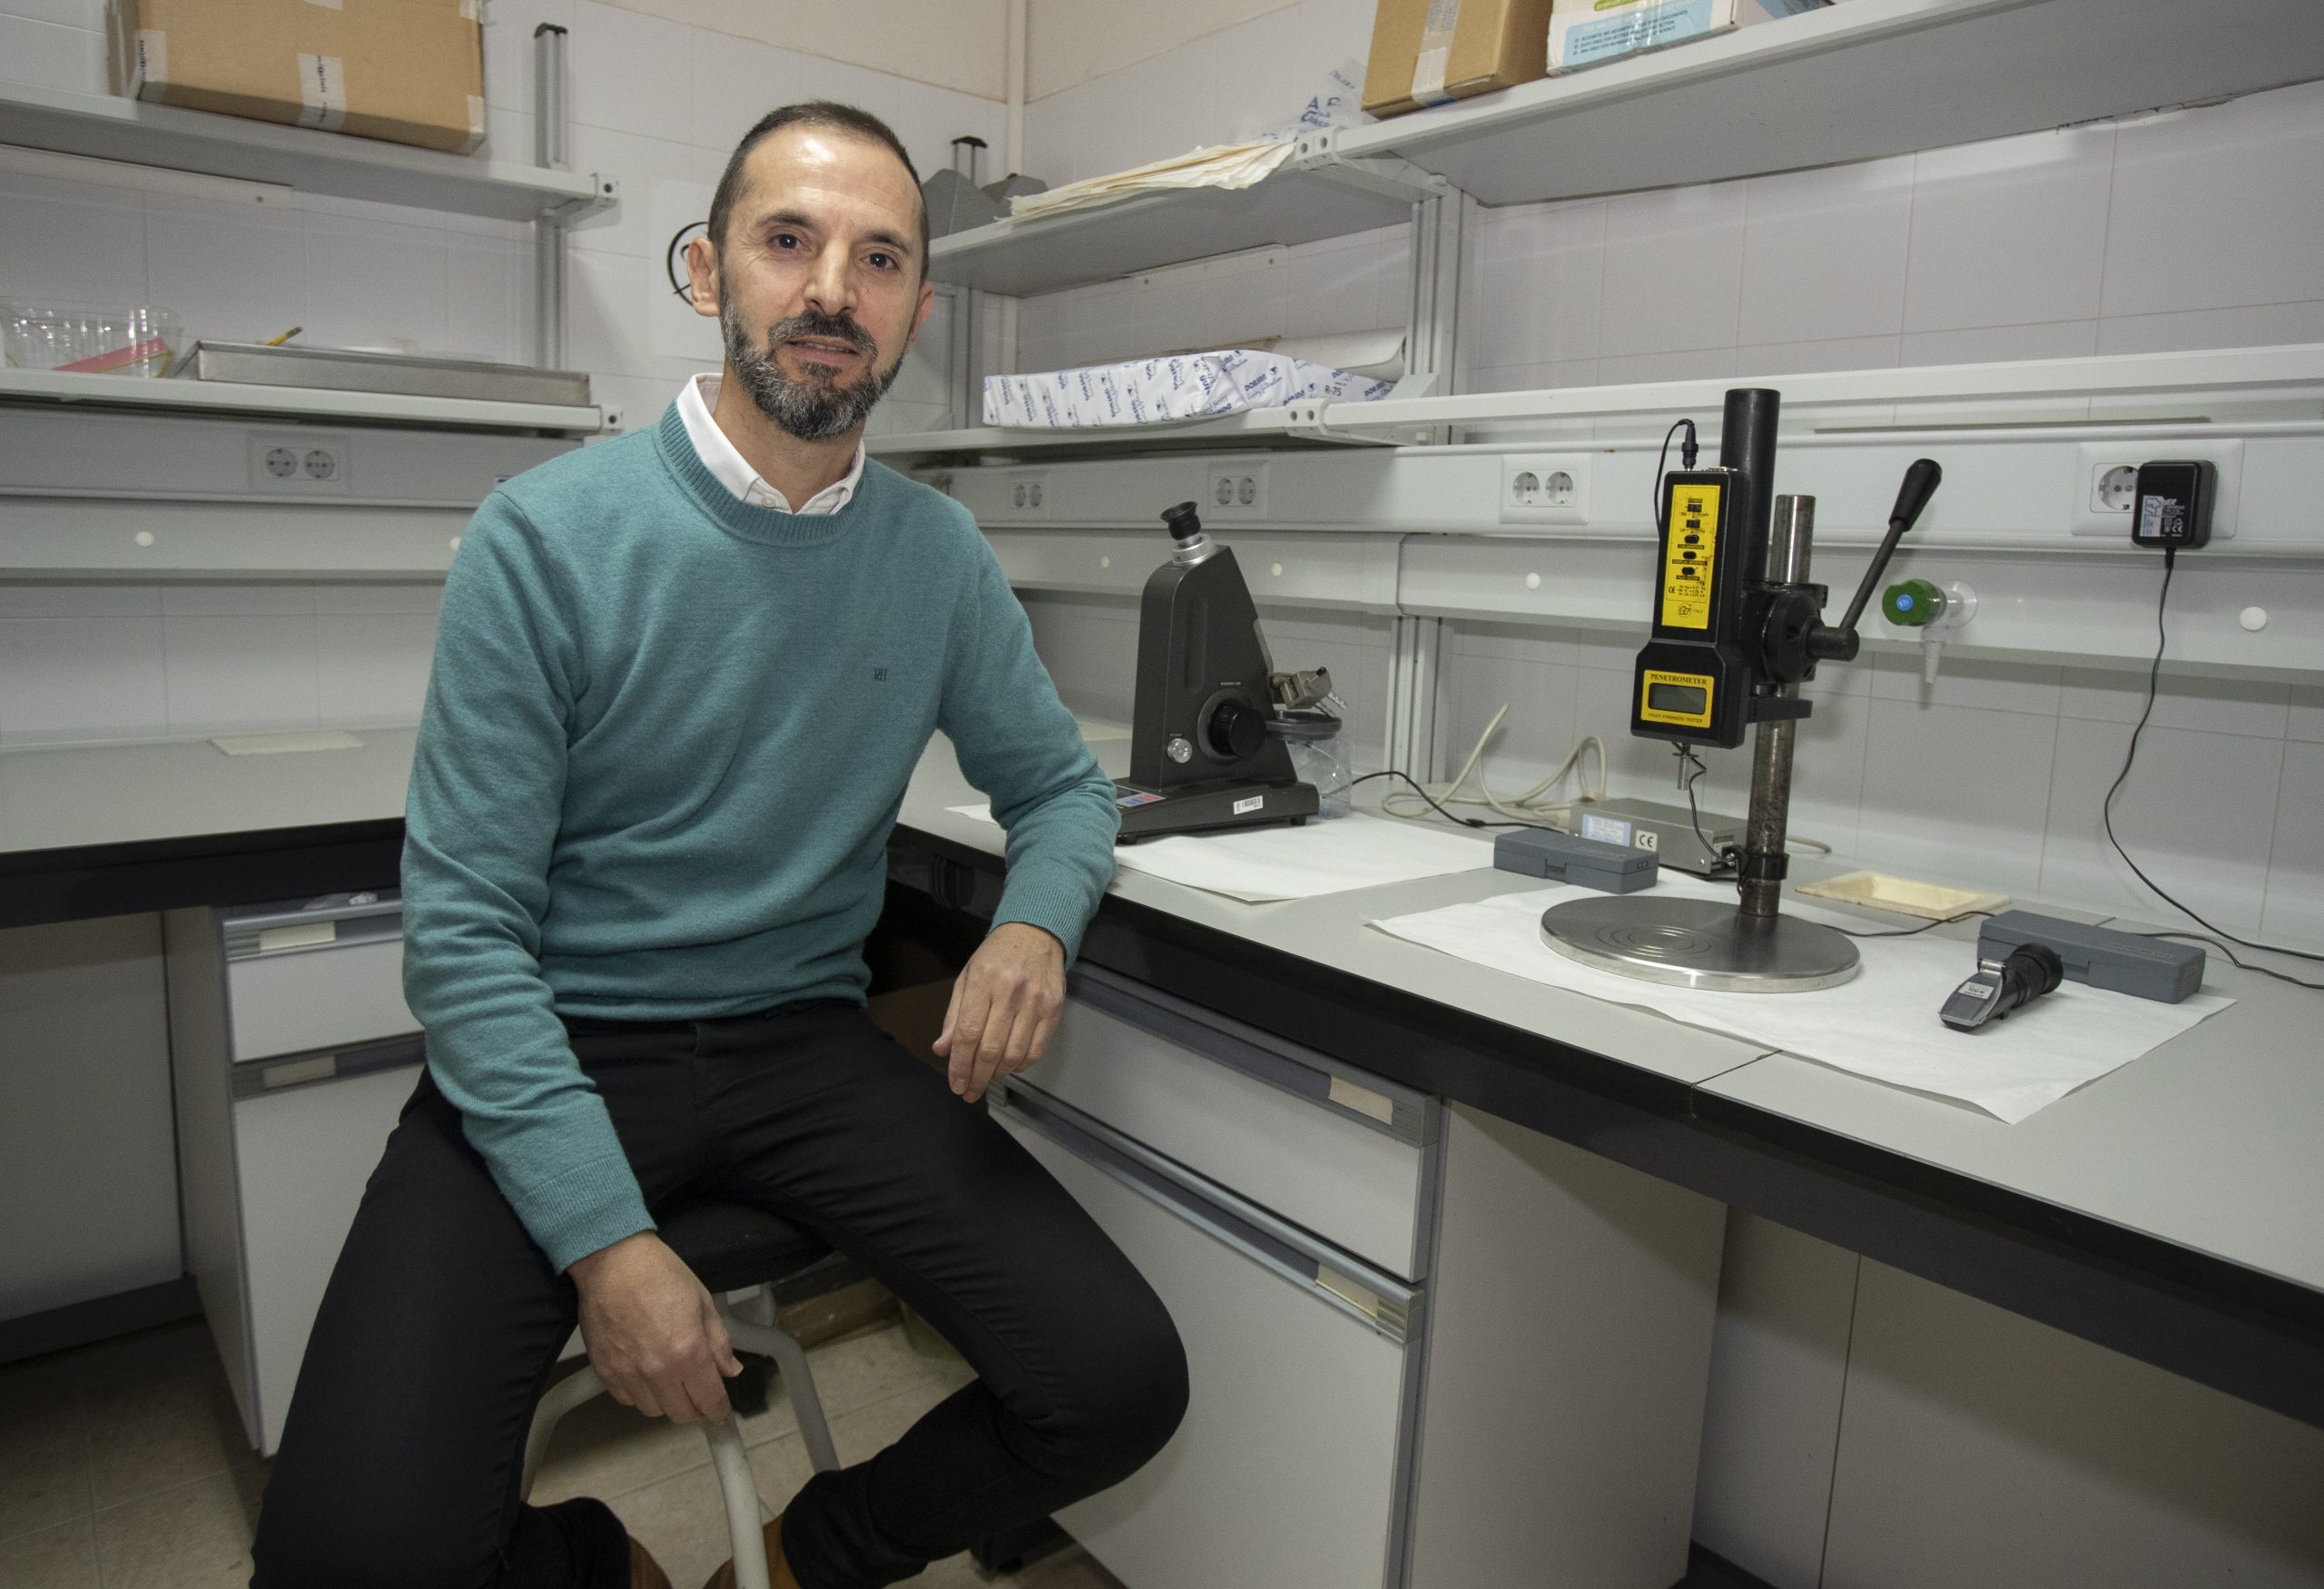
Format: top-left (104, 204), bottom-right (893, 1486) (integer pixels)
top-left (568, 1231), bottom-right (742, 1424)
top-left (933, 922), bottom-right (1065, 1104)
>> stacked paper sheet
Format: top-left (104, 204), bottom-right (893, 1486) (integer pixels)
top-left (1006, 141), bottom-right (1295, 222)
top-left (983, 350), bottom-right (1393, 429)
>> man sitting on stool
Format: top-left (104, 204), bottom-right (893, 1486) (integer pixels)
top-left (249, 101), bottom-right (1187, 1589)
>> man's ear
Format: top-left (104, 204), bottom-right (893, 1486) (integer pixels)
top-left (905, 277), bottom-right (936, 351)
top-left (684, 232), bottom-right (722, 320)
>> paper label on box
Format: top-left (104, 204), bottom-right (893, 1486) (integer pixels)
top-left (1553, 0), bottom-right (1758, 69)
top-left (1410, 0), bottom-right (1462, 103)
top-left (304, 0), bottom-right (344, 9)
top-left (133, 27), bottom-right (165, 91)
top-left (460, 93), bottom-right (487, 153)
top-left (297, 52), bottom-right (348, 131)
top-left (460, 0), bottom-right (484, 18)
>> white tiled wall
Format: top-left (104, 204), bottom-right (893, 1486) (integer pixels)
top-left (1023, 0), bottom-right (1377, 184)
top-left (0, 583), bottom-right (443, 747)
top-left (1459, 80), bottom-right (2324, 393)
top-left (1014, 225), bottom-right (1409, 371)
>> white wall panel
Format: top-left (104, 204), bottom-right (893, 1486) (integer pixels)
top-left (0, 915), bottom-right (179, 1322)
top-left (1692, 1211), bottom-right (1860, 1589)
top-left (1821, 1262), bottom-right (2324, 1589)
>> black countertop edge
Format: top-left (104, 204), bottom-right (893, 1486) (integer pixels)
top-left (0, 820), bottom-right (405, 930)
top-left (890, 821), bottom-right (2324, 1357)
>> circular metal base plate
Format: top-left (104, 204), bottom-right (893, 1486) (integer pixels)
top-left (1540, 896), bottom-right (1861, 993)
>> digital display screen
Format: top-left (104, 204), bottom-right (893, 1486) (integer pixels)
top-left (1647, 681), bottom-right (1709, 716)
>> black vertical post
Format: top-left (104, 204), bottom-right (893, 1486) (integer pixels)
top-left (1718, 388), bottom-right (1782, 593)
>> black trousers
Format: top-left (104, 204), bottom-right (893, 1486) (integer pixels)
top-left (248, 1001), bottom-right (1187, 1589)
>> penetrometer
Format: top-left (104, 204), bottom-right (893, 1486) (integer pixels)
top-left (1540, 388), bottom-right (1944, 992)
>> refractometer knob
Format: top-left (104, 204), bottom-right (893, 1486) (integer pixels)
top-left (1206, 700), bottom-right (1267, 759)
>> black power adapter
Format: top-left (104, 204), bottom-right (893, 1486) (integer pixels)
top-left (2131, 459), bottom-right (2216, 549)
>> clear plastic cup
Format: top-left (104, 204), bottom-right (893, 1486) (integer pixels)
top-left (2, 301), bottom-right (184, 377)
top-left (1273, 706), bottom-right (1353, 818)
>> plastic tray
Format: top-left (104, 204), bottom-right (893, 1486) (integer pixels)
top-left (1794, 870), bottom-right (2009, 922)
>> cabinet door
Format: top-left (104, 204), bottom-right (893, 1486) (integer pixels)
top-left (997, 1095), bottom-right (1413, 1589)
top-left (233, 1061), bottom-right (421, 1455)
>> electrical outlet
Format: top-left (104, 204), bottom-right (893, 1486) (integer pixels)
top-left (248, 433), bottom-right (350, 493)
top-left (1204, 461), bottom-right (1269, 520)
top-left (1006, 470), bottom-right (1052, 516)
top-left (2072, 440), bottom-right (2240, 538)
top-left (1500, 454), bottom-right (1591, 525)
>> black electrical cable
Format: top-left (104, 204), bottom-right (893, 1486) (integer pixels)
top-left (1652, 418), bottom-right (1699, 535)
top-left (2103, 545), bottom-right (2324, 972)
top-left (1672, 743), bottom-right (1738, 873)
top-left (2132, 930), bottom-right (2324, 992)
top-left (1348, 770), bottom-right (1544, 830)
top-left (1830, 910), bottom-right (1994, 941)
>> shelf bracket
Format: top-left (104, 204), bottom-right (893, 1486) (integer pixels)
top-left (1279, 400), bottom-right (1403, 447)
top-left (1286, 126), bottom-right (1449, 205)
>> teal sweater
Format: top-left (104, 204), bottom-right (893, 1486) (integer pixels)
top-left (402, 405), bottom-right (1118, 1272)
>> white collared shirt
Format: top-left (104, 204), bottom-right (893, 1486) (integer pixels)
top-left (675, 372), bottom-right (866, 515)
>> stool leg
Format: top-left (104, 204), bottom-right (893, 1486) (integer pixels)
top-left (521, 1364), bottom-right (606, 1501)
top-left (724, 1307), bottom-right (841, 1476)
top-left (704, 1416), bottom-right (772, 1589)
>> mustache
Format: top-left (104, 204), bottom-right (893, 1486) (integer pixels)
top-left (767, 311), bottom-right (877, 361)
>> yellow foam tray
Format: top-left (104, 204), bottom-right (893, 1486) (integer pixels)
top-left (1795, 870), bottom-right (2009, 922)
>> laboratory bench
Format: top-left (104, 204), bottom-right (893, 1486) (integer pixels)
top-left (5, 723), bottom-right (2320, 1424)
top-left (4, 724), bottom-right (2321, 1584)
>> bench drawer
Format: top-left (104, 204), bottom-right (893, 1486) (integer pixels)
top-left (1031, 967), bottom-right (1433, 1282)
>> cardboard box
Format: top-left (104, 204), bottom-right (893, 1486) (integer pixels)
top-left (1548, 0), bottom-right (1829, 74)
top-left (1364, 0), bottom-right (1561, 118)
top-left (111, 0), bottom-right (485, 155)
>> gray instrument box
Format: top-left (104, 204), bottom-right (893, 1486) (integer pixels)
top-left (1494, 829), bottom-right (1659, 893)
top-left (1978, 911), bottom-right (2204, 1004)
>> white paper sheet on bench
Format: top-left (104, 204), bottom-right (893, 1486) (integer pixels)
top-left (948, 806), bottom-right (1495, 902)
top-left (1368, 880), bottom-right (2233, 1123)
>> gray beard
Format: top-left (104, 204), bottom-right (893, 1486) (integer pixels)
top-left (719, 301), bottom-right (903, 442)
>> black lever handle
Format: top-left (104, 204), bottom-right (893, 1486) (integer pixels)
top-left (1835, 458), bottom-right (1942, 639)
top-left (1803, 459), bottom-right (1942, 662)
top-left (1888, 457), bottom-right (1944, 537)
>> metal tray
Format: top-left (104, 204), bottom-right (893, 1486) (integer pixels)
top-left (180, 341), bottom-right (591, 407)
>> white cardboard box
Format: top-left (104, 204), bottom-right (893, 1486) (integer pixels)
top-left (1548, 0), bottom-right (1829, 73)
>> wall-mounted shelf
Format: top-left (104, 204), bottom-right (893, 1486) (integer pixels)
top-left (927, 141), bottom-right (1442, 296)
top-left (1344, 0), bottom-right (2324, 207)
top-left (868, 403), bottom-right (1413, 465)
top-left (932, 0), bottom-right (2322, 303)
top-left (0, 81), bottom-right (609, 222)
top-left (0, 366), bottom-right (604, 434)
top-left (877, 345), bottom-right (2324, 466)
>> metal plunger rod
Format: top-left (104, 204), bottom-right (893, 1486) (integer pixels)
top-left (1741, 494), bottom-right (1816, 919)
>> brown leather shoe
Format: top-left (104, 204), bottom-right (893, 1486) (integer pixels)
top-left (698, 1513), bottom-right (802, 1589)
top-left (629, 1532), bottom-right (674, 1589)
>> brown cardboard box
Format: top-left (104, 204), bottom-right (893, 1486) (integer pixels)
top-left (1364, 0), bottom-right (1559, 119)
top-left (111, 0), bottom-right (485, 155)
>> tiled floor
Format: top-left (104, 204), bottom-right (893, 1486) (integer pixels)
top-left (0, 1317), bottom-right (1124, 1589)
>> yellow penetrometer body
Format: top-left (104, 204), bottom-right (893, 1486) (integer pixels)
top-left (1632, 469), bottom-right (1755, 749)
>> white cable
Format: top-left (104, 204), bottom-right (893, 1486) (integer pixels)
top-left (1376, 702), bottom-right (1606, 826)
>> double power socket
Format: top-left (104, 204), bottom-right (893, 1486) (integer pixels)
top-left (248, 432), bottom-right (351, 494)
